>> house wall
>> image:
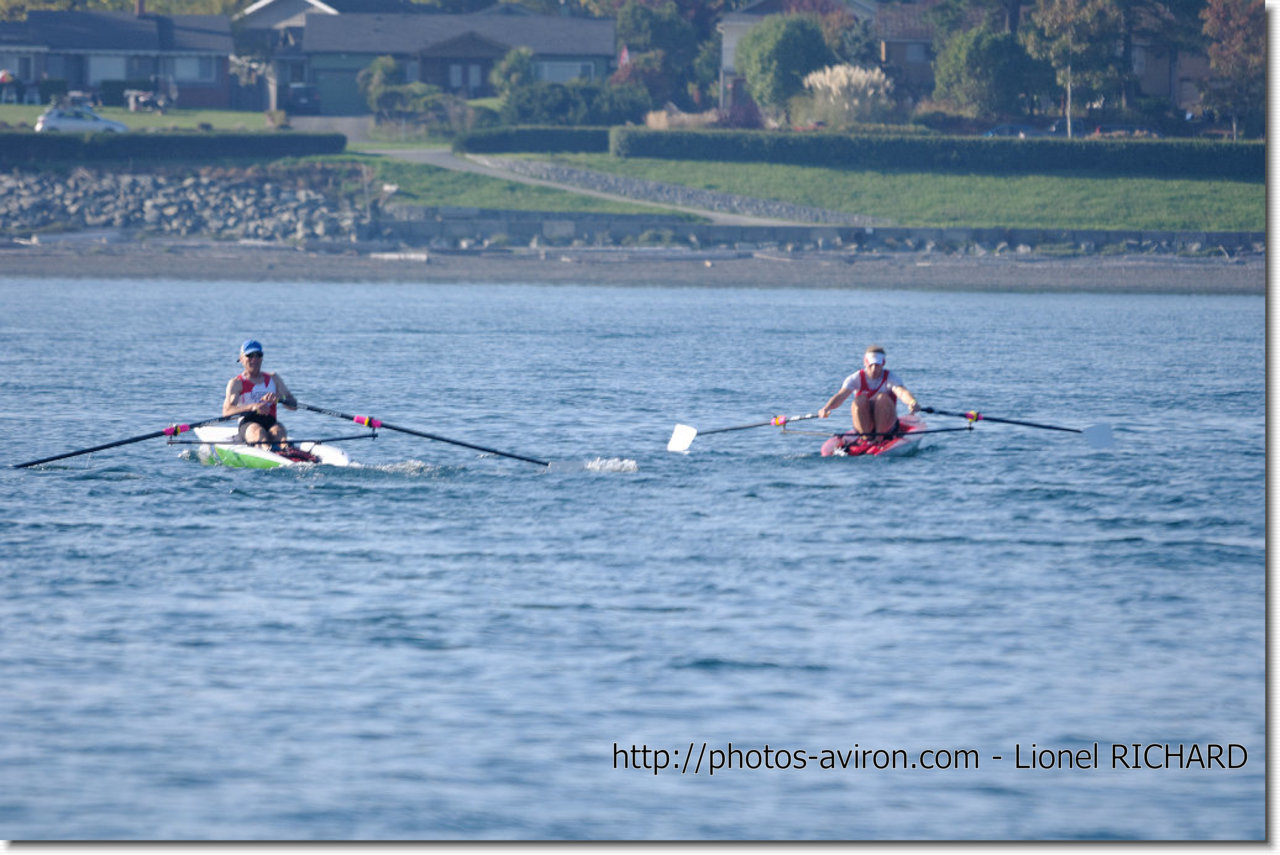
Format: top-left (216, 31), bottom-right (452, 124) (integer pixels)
top-left (308, 50), bottom-right (609, 114)
top-left (718, 18), bottom-right (752, 76)
top-left (170, 57), bottom-right (231, 107)
top-left (880, 39), bottom-right (932, 92)
top-left (1134, 44), bottom-right (1209, 111)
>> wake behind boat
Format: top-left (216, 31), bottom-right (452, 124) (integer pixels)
top-left (187, 425), bottom-right (352, 469)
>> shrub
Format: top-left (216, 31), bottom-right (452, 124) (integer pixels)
top-left (735, 14), bottom-right (835, 122)
top-left (0, 131), bottom-right (347, 167)
top-left (606, 127), bottom-right (1264, 180)
top-left (799, 64), bottom-right (894, 129)
top-left (501, 81), bottom-right (650, 127)
top-left (453, 126), bottom-right (610, 154)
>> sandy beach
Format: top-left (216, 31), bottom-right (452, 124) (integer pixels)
top-left (0, 236), bottom-right (1265, 294)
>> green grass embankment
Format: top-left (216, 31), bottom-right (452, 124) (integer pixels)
top-left (0, 104), bottom-right (1263, 232)
top-left (547, 154), bottom-right (1264, 233)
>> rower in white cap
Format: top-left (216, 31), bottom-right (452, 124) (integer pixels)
top-left (222, 338), bottom-right (300, 451)
top-left (818, 344), bottom-right (919, 445)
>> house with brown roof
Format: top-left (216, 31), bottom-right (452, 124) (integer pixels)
top-left (236, 1), bottom-right (617, 115)
top-left (0, 1), bottom-right (233, 108)
top-left (717, 0), bottom-right (1210, 116)
top-left (873, 0), bottom-right (939, 95)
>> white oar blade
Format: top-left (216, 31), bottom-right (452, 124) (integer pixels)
top-left (667, 424), bottom-right (698, 452)
top-left (1082, 423), bottom-right (1114, 449)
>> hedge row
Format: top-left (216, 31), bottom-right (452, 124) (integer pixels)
top-left (608, 128), bottom-right (1265, 181)
top-left (453, 126), bottom-right (610, 155)
top-left (0, 132), bottom-right (347, 166)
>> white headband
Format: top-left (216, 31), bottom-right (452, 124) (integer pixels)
top-left (865, 351), bottom-right (885, 365)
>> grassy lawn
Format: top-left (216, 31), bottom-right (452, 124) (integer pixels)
top-left (550, 154), bottom-right (1264, 233)
top-left (357, 155), bottom-right (687, 216)
top-left (0, 102), bottom-right (1262, 232)
top-left (0, 103), bottom-right (279, 131)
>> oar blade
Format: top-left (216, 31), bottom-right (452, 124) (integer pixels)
top-left (667, 424), bottom-right (698, 452)
top-left (1082, 423), bottom-right (1115, 449)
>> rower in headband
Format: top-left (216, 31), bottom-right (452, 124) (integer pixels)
top-left (818, 345), bottom-right (919, 444)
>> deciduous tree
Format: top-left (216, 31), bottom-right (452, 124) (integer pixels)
top-left (735, 13), bottom-right (834, 123)
top-left (1023, 0), bottom-right (1123, 135)
top-left (1199, 0), bottom-right (1262, 138)
top-left (934, 25), bottom-right (1054, 117)
top-left (489, 46), bottom-right (535, 99)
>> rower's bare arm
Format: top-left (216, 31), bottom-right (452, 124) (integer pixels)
top-left (223, 379), bottom-right (243, 416)
top-left (275, 376), bottom-right (298, 409)
top-left (820, 388), bottom-right (851, 418)
top-left (895, 385), bottom-right (920, 412)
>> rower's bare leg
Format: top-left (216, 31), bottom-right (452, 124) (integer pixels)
top-left (851, 398), bottom-right (875, 440)
top-left (240, 422), bottom-right (270, 447)
top-left (872, 393), bottom-right (898, 436)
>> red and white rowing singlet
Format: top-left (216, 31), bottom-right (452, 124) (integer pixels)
top-left (840, 369), bottom-right (901, 401)
top-left (237, 372), bottom-right (278, 417)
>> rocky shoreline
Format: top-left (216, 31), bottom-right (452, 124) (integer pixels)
top-left (0, 165), bottom-right (380, 242)
top-left (0, 163), bottom-right (1265, 294)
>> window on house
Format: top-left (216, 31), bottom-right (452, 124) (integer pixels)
top-left (88, 55), bottom-right (126, 84)
top-left (172, 56), bottom-right (215, 82)
top-left (449, 63), bottom-right (464, 89)
top-left (537, 60), bottom-right (595, 83)
top-left (126, 56), bottom-right (156, 79)
top-left (1132, 45), bottom-right (1147, 75)
top-left (905, 43), bottom-right (926, 64)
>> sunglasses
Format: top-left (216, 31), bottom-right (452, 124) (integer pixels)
top-left (244, 352), bottom-right (263, 358)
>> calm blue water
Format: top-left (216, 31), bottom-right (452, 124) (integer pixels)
top-left (0, 278), bottom-right (1264, 841)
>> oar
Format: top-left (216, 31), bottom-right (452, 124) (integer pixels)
top-left (921, 407), bottom-right (1114, 449)
top-left (298, 403), bottom-right (549, 467)
top-left (12, 413), bottom-right (240, 469)
top-left (667, 413), bottom-right (820, 452)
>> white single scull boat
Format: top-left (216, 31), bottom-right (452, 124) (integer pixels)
top-left (189, 425), bottom-right (353, 469)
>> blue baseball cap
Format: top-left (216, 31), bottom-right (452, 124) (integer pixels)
top-left (240, 339), bottom-right (263, 356)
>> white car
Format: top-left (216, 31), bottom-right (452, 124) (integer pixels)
top-left (34, 106), bottom-right (128, 133)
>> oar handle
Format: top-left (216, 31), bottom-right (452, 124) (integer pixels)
top-left (300, 403), bottom-right (549, 467)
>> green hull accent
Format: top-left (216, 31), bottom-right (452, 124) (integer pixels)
top-left (208, 444), bottom-right (286, 469)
